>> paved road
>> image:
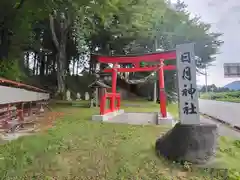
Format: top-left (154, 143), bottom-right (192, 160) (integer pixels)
top-left (199, 99), bottom-right (240, 128)
top-left (201, 116), bottom-right (240, 139)
top-left (109, 110), bottom-right (240, 139)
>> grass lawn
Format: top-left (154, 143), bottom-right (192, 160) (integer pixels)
top-left (0, 100), bottom-right (240, 179)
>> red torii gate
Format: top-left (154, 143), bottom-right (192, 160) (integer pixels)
top-left (95, 50), bottom-right (177, 118)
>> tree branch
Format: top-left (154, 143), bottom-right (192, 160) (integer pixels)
top-left (64, 14), bottom-right (73, 34)
top-left (49, 14), bottom-right (60, 50)
top-left (15, 0), bottom-right (26, 10)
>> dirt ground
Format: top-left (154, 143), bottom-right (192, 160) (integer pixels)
top-left (0, 110), bottom-right (64, 142)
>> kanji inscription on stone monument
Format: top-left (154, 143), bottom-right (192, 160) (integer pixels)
top-left (176, 43), bottom-right (200, 124)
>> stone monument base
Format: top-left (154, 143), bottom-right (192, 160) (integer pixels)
top-left (157, 112), bottom-right (177, 127)
top-left (155, 123), bottom-right (218, 164)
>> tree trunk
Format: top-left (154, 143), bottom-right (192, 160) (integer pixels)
top-left (45, 56), bottom-right (49, 75)
top-left (56, 40), bottom-right (66, 97)
top-left (0, 28), bottom-right (10, 60)
top-left (72, 59), bottom-right (76, 75)
top-left (77, 60), bottom-right (80, 75)
top-left (36, 55), bottom-right (40, 75)
top-left (49, 13), bottom-right (71, 99)
top-left (40, 53), bottom-right (45, 76)
top-left (25, 52), bottom-right (29, 69)
top-left (89, 54), bottom-right (97, 74)
top-left (52, 54), bottom-right (56, 73)
top-left (33, 53), bottom-right (37, 75)
top-left (66, 58), bottom-right (71, 76)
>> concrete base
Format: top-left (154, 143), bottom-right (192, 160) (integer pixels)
top-left (111, 112), bottom-right (157, 125)
top-left (155, 123), bottom-right (218, 164)
top-left (92, 109), bottom-right (125, 121)
top-left (157, 112), bottom-right (177, 127)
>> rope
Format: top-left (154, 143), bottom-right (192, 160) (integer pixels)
top-left (117, 64), bottom-right (164, 85)
top-left (166, 92), bottom-right (178, 98)
top-left (196, 68), bottom-right (207, 75)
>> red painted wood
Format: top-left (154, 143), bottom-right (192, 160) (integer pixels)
top-left (100, 92), bottom-right (121, 115)
top-left (116, 96), bottom-right (120, 109)
top-left (97, 51), bottom-right (176, 63)
top-left (100, 94), bottom-right (106, 115)
top-left (159, 60), bottom-right (167, 117)
top-left (110, 65), bottom-right (118, 111)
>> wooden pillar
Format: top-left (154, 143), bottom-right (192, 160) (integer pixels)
top-left (100, 93), bottom-right (106, 115)
top-left (159, 59), bottom-right (167, 118)
top-left (110, 64), bottom-right (117, 111)
top-left (29, 102), bottom-right (32, 116)
top-left (7, 104), bottom-right (10, 119)
top-left (18, 102), bottom-right (24, 121)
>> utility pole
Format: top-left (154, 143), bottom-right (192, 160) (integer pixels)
top-left (205, 65), bottom-right (208, 94)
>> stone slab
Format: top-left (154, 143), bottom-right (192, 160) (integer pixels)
top-left (110, 112), bottom-right (158, 125)
top-left (92, 109), bottom-right (125, 121)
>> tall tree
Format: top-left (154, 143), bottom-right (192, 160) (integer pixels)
top-left (0, 0), bottom-right (223, 100)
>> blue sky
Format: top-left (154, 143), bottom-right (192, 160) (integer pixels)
top-left (172, 0), bottom-right (240, 87)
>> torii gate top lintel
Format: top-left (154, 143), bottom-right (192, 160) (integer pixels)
top-left (96, 50), bottom-right (176, 64)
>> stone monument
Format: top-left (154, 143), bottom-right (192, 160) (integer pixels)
top-left (85, 92), bottom-right (90, 100)
top-left (76, 92), bottom-right (81, 100)
top-left (155, 43), bottom-right (218, 164)
top-left (66, 90), bottom-right (72, 101)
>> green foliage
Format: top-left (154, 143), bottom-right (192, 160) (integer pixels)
top-left (234, 140), bottom-right (240, 148)
top-left (0, 0), bottom-right (223, 94)
top-left (201, 91), bottom-right (240, 103)
top-left (0, 0), bottom-right (51, 57)
top-left (200, 84), bottom-right (230, 93)
top-left (0, 59), bottom-right (24, 80)
top-left (228, 170), bottom-right (240, 180)
top-left (102, 0), bottom-right (223, 97)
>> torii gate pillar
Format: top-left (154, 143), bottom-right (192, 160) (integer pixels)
top-left (159, 59), bottom-right (167, 117)
top-left (110, 64), bottom-right (118, 111)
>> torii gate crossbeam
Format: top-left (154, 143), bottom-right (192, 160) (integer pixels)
top-left (97, 50), bottom-right (176, 63)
